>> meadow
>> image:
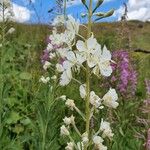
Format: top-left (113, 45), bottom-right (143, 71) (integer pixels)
top-left (0, 19), bottom-right (150, 150)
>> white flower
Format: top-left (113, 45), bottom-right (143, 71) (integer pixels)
top-left (98, 46), bottom-right (112, 77)
top-left (60, 125), bottom-right (70, 136)
top-left (47, 43), bottom-right (53, 51)
top-left (65, 142), bottom-right (74, 150)
top-left (93, 136), bottom-right (104, 145)
top-left (66, 15), bottom-right (80, 34)
top-left (100, 119), bottom-right (114, 138)
top-left (82, 132), bottom-right (89, 144)
top-left (57, 47), bottom-right (70, 58)
top-left (93, 136), bottom-right (107, 150)
top-left (103, 88), bottom-right (119, 109)
top-left (76, 36), bottom-right (100, 68)
top-left (39, 76), bottom-right (50, 84)
top-left (43, 61), bottom-right (51, 70)
top-left (52, 15), bottom-right (65, 26)
top-left (90, 91), bottom-right (102, 108)
top-left (60, 61), bottom-right (72, 86)
top-left (63, 115), bottom-right (75, 125)
top-left (92, 45), bottom-right (112, 77)
top-left (56, 63), bottom-right (64, 72)
top-left (79, 84), bottom-right (86, 99)
top-left (65, 99), bottom-right (75, 110)
top-left (60, 68), bottom-right (72, 86)
top-left (67, 51), bottom-right (85, 66)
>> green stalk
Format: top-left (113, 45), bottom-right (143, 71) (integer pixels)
top-left (85, 0), bottom-right (93, 149)
top-left (64, 0), bottom-right (67, 19)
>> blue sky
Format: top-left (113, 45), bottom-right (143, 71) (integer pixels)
top-left (10, 0), bottom-right (150, 23)
top-left (11, 0), bottom-right (126, 23)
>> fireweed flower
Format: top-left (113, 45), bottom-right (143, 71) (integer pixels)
top-left (41, 12), bottom-right (119, 149)
top-left (93, 136), bottom-right (107, 150)
top-left (100, 119), bottom-right (114, 139)
top-left (102, 88), bottom-right (118, 109)
top-left (60, 125), bottom-right (70, 136)
top-left (145, 79), bottom-right (150, 95)
top-left (111, 50), bottom-right (137, 97)
top-left (146, 129), bottom-right (150, 150)
top-left (65, 99), bottom-right (75, 110)
top-left (90, 91), bottom-right (102, 108)
top-left (65, 142), bottom-right (74, 150)
top-left (82, 132), bottom-right (89, 144)
top-left (76, 37), bottom-right (113, 77)
top-left (63, 115), bottom-right (75, 126)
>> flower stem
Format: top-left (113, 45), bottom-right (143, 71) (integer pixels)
top-left (64, 0), bottom-right (67, 19)
top-left (85, 0), bottom-right (93, 149)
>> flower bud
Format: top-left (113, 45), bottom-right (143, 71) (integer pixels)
top-left (60, 125), bottom-right (70, 136)
top-left (65, 99), bottom-right (75, 110)
top-left (59, 95), bottom-right (67, 101)
top-left (65, 142), bottom-right (74, 150)
top-left (51, 75), bottom-right (57, 80)
top-left (103, 9), bottom-right (114, 18)
top-left (43, 61), bottom-right (51, 70)
top-left (63, 115), bottom-right (75, 125)
top-left (82, 132), bottom-right (89, 144)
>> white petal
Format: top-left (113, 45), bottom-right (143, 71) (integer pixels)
top-left (87, 37), bottom-right (97, 51)
top-left (79, 84), bottom-right (86, 99)
top-left (102, 46), bottom-right (111, 60)
top-left (67, 51), bottom-right (76, 61)
top-left (76, 40), bottom-right (87, 52)
top-left (63, 61), bottom-right (72, 70)
top-left (87, 56), bottom-right (96, 68)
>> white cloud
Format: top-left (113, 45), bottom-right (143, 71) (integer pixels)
top-left (0, 2), bottom-right (32, 22)
top-left (12, 3), bottom-right (32, 22)
top-left (115, 0), bottom-right (150, 22)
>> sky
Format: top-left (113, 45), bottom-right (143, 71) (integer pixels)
top-left (1, 0), bottom-right (150, 23)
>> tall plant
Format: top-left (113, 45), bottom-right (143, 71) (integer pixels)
top-left (41, 0), bottom-right (117, 149)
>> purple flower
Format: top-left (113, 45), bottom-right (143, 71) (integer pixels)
top-left (111, 50), bottom-right (138, 97)
top-left (41, 49), bottom-right (50, 64)
top-left (146, 129), bottom-right (150, 150)
top-left (145, 79), bottom-right (150, 95)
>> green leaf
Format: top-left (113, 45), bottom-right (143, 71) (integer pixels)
top-left (5, 111), bottom-right (21, 124)
top-left (19, 72), bottom-right (32, 80)
top-left (20, 118), bottom-right (31, 126)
